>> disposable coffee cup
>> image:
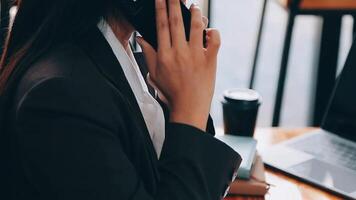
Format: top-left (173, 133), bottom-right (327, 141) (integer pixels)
top-left (222, 88), bottom-right (262, 137)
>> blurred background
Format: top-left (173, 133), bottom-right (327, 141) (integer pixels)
top-left (188, 0), bottom-right (354, 128)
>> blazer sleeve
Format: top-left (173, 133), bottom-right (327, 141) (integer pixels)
top-left (15, 77), bottom-right (242, 200)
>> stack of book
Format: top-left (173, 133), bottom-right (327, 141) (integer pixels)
top-left (216, 135), bottom-right (269, 197)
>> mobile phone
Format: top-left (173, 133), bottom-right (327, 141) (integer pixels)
top-left (119, 0), bottom-right (193, 50)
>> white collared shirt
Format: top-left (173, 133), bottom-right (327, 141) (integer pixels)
top-left (97, 20), bottom-right (165, 158)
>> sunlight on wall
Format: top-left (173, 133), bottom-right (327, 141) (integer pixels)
top-left (210, 0), bottom-right (354, 127)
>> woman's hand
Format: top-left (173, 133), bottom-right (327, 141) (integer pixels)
top-left (137, 0), bottom-right (221, 131)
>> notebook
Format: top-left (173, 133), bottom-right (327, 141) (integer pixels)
top-left (216, 135), bottom-right (257, 179)
top-left (228, 154), bottom-right (269, 196)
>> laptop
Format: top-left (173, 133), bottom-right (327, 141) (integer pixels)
top-left (261, 42), bottom-right (356, 199)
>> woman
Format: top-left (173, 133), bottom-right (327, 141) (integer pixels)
top-left (0, 0), bottom-right (241, 199)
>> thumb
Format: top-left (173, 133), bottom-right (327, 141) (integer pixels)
top-left (136, 36), bottom-right (157, 74)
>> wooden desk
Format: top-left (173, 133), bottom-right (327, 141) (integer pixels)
top-left (224, 128), bottom-right (343, 200)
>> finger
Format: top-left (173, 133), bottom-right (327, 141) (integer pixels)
top-left (189, 4), bottom-right (204, 47)
top-left (136, 36), bottom-right (157, 74)
top-left (156, 0), bottom-right (171, 50)
top-left (147, 73), bottom-right (157, 89)
top-left (202, 16), bottom-right (209, 29)
top-left (146, 73), bottom-right (159, 95)
top-left (205, 29), bottom-right (221, 59)
top-left (148, 74), bottom-right (170, 105)
top-left (169, 0), bottom-right (187, 47)
top-left (147, 74), bottom-right (162, 98)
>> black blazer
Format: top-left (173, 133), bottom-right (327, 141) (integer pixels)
top-left (1, 27), bottom-right (241, 200)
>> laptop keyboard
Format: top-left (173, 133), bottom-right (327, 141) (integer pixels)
top-left (290, 133), bottom-right (356, 171)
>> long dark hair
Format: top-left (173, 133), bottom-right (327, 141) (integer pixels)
top-left (0, 0), bottom-right (121, 95)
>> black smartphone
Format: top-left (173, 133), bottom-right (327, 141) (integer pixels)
top-left (119, 0), bottom-right (193, 50)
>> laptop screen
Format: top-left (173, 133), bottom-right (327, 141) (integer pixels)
top-left (323, 42), bottom-right (356, 142)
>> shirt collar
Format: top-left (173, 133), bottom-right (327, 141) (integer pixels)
top-left (97, 19), bottom-right (150, 97)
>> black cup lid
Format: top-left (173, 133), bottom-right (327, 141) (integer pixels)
top-left (223, 88), bottom-right (261, 106)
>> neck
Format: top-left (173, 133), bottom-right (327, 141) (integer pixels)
top-left (106, 17), bottom-right (134, 49)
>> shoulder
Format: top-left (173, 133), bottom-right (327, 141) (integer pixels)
top-left (12, 43), bottom-right (121, 127)
top-left (15, 43), bottom-right (94, 97)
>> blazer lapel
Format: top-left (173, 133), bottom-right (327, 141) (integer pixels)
top-left (76, 27), bottom-right (160, 177)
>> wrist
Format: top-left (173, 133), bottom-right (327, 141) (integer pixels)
top-left (170, 107), bottom-right (209, 131)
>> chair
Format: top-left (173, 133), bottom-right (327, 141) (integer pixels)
top-left (249, 0), bottom-right (356, 127)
